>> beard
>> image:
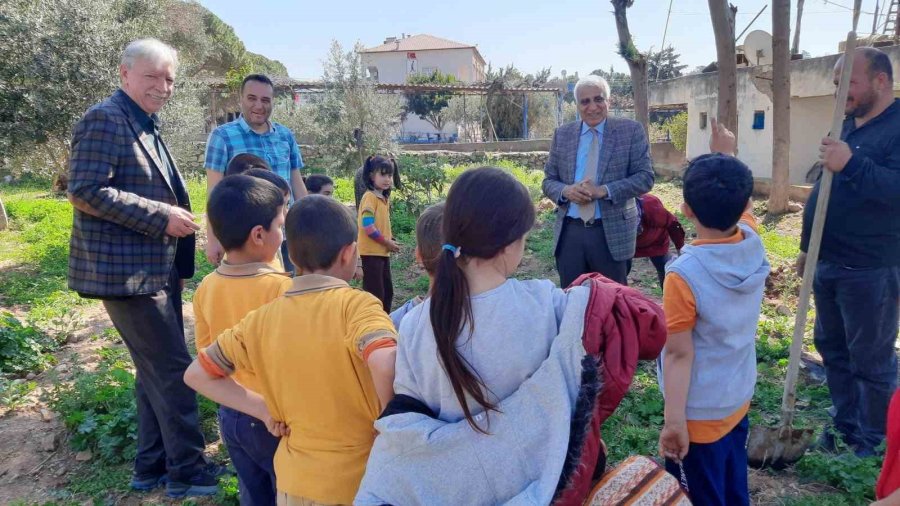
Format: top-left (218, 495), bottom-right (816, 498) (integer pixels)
top-left (846, 88), bottom-right (878, 118)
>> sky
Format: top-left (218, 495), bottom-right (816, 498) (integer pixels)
top-left (196, 0), bottom-right (886, 80)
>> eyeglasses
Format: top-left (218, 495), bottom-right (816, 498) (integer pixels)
top-left (579, 95), bottom-right (607, 106)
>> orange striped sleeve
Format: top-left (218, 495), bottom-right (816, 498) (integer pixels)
top-left (662, 272), bottom-right (697, 334)
top-left (198, 348), bottom-right (228, 378)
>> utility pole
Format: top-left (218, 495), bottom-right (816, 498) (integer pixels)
top-left (657, 0), bottom-right (675, 81)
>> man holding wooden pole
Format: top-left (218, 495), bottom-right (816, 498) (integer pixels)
top-left (797, 47), bottom-right (900, 458)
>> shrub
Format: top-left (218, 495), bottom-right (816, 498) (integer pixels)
top-left (795, 451), bottom-right (880, 500)
top-left (0, 311), bottom-right (56, 375)
top-left (48, 347), bottom-right (138, 463)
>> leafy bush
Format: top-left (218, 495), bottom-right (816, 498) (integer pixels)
top-left (394, 155), bottom-right (449, 215)
top-left (795, 451), bottom-right (880, 500)
top-left (331, 177), bottom-right (355, 204)
top-left (0, 312), bottom-right (56, 375)
top-left (49, 347), bottom-right (138, 463)
top-left (0, 376), bottom-right (37, 410)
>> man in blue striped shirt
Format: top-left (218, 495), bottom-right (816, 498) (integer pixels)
top-left (204, 74), bottom-right (307, 267)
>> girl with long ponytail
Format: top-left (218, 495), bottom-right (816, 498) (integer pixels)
top-left (392, 167), bottom-right (571, 433)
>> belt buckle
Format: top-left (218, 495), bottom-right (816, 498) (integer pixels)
top-left (583, 218), bottom-right (596, 227)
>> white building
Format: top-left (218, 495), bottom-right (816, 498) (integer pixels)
top-left (360, 34), bottom-right (487, 140)
top-left (649, 44), bottom-right (900, 184)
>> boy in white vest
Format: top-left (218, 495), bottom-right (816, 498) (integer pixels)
top-left (657, 120), bottom-right (770, 506)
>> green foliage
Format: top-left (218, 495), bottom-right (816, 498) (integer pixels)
top-left (667, 112), bottom-right (688, 152)
top-left (215, 474), bottom-right (241, 505)
top-left (0, 193), bottom-right (73, 305)
top-left (483, 64), bottom-right (553, 140)
top-left (405, 71), bottom-right (457, 131)
top-left (49, 347), bottom-right (138, 463)
top-left (292, 40), bottom-right (402, 175)
top-left (0, 376), bottom-right (37, 410)
top-left (0, 312), bottom-right (56, 375)
top-left (795, 451), bottom-right (880, 500)
top-left (647, 46), bottom-right (688, 82)
top-left (0, 0), bottom-right (284, 182)
top-left (394, 155), bottom-right (449, 215)
top-left (331, 177), bottom-right (355, 204)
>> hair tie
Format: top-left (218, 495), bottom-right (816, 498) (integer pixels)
top-left (442, 244), bottom-right (461, 258)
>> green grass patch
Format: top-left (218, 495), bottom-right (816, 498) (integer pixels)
top-left (759, 226), bottom-right (801, 264)
top-left (0, 311), bottom-right (57, 376)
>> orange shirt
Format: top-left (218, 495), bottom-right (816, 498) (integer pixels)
top-left (662, 212), bottom-right (758, 443)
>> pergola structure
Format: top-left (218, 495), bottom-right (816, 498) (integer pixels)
top-left (199, 77), bottom-right (564, 141)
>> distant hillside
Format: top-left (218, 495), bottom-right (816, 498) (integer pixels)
top-left (166, 0), bottom-right (289, 78)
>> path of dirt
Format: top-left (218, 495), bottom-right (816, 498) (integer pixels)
top-left (0, 301), bottom-right (211, 505)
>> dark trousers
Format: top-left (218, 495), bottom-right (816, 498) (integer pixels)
top-left (626, 253), bottom-right (674, 288)
top-left (665, 416), bottom-right (750, 506)
top-left (555, 217), bottom-right (627, 288)
top-left (219, 406), bottom-right (279, 506)
top-left (362, 255), bottom-right (393, 312)
top-left (102, 269), bottom-right (207, 482)
top-left (813, 260), bottom-right (900, 452)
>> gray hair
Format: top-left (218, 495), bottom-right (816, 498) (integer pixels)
top-left (574, 75), bottom-right (611, 101)
top-left (121, 38), bottom-right (178, 70)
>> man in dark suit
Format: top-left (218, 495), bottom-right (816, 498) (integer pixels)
top-left (67, 38), bottom-right (217, 498)
top-left (542, 75), bottom-right (655, 287)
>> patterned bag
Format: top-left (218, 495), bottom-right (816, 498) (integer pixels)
top-left (584, 456), bottom-right (691, 506)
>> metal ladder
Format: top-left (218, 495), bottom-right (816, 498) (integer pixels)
top-left (883, 0), bottom-right (900, 37)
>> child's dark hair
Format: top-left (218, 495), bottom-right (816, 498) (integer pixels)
top-left (362, 155), bottom-right (398, 197)
top-left (683, 153), bottom-right (754, 231)
top-left (305, 174), bottom-right (334, 194)
top-left (285, 195), bottom-right (357, 272)
top-left (225, 153), bottom-right (271, 176)
top-left (207, 175), bottom-right (285, 251)
top-left (243, 168), bottom-right (291, 198)
top-left (416, 202), bottom-right (445, 275)
top-left (430, 167), bottom-right (535, 432)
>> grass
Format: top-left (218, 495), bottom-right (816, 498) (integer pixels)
top-left (0, 171), bottom-right (880, 505)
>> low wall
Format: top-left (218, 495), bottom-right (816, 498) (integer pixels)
top-left (401, 139), bottom-right (551, 153)
top-left (399, 150), bottom-right (549, 172)
top-left (651, 142), bottom-right (687, 173)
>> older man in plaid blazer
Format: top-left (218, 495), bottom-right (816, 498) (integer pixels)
top-left (67, 39), bottom-right (218, 498)
top-left (542, 75), bottom-right (655, 287)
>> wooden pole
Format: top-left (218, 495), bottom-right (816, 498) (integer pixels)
top-left (780, 0), bottom-right (862, 432)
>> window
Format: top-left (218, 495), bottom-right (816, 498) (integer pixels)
top-left (752, 110), bottom-right (765, 130)
top-left (422, 67), bottom-right (437, 76)
top-left (367, 66), bottom-right (379, 82)
top-left (700, 112), bottom-right (708, 130)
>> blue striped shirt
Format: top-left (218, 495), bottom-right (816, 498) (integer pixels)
top-left (566, 120), bottom-right (606, 219)
top-left (204, 117), bottom-right (303, 199)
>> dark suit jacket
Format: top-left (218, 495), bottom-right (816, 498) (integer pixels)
top-left (68, 90), bottom-right (194, 298)
top-left (541, 118), bottom-right (655, 261)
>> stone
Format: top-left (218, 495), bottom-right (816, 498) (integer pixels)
top-left (776, 304), bottom-right (792, 317)
top-left (788, 202), bottom-right (803, 213)
top-left (40, 409), bottom-right (56, 422)
top-left (25, 372), bottom-right (36, 380)
top-left (74, 450), bottom-right (92, 462)
top-left (40, 433), bottom-right (59, 452)
top-left (54, 364), bottom-right (69, 374)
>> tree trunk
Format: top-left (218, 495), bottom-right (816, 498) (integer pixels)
top-left (770, 0), bottom-right (792, 214)
top-left (0, 196), bottom-right (7, 232)
top-left (611, 0), bottom-right (650, 140)
top-left (708, 0), bottom-right (739, 144)
top-left (792, 0), bottom-right (804, 55)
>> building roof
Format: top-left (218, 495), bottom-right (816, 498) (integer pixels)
top-left (361, 34), bottom-right (486, 65)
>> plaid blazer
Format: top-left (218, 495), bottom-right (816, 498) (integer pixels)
top-left (542, 118), bottom-right (655, 262)
top-left (68, 90), bottom-right (193, 298)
